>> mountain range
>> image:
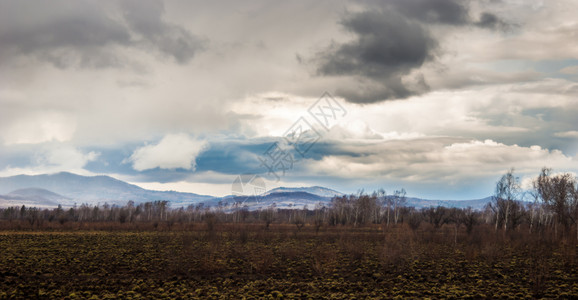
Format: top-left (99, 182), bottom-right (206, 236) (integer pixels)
top-left (0, 172), bottom-right (492, 210)
top-left (0, 172), bottom-right (213, 207)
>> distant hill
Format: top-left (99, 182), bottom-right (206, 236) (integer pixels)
top-left (264, 186), bottom-right (343, 198)
top-left (0, 172), bottom-right (493, 210)
top-left (227, 191), bottom-right (329, 211)
top-left (8, 188), bottom-right (70, 202)
top-left (0, 188), bottom-right (69, 208)
top-left (197, 193), bottom-right (492, 212)
top-left (0, 172), bottom-right (213, 207)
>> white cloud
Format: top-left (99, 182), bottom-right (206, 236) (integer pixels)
top-left (1, 0), bottom-right (578, 201)
top-left (0, 144), bottom-right (98, 177)
top-left (229, 92), bottom-right (324, 138)
top-left (0, 111), bottom-right (76, 145)
top-left (454, 1), bottom-right (578, 62)
top-left (128, 133), bottom-right (207, 171)
top-left (36, 145), bottom-right (99, 168)
top-left (305, 138), bottom-right (578, 184)
top-left (555, 131), bottom-right (578, 138)
top-left (325, 121), bottom-right (384, 140)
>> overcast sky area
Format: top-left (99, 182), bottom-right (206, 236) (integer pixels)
top-left (1, 0), bottom-right (578, 200)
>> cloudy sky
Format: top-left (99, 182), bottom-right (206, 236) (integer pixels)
top-left (1, 0), bottom-right (578, 200)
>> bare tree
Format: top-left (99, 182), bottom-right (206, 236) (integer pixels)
top-left (390, 189), bottom-right (407, 225)
top-left (425, 206), bottom-right (448, 229)
top-left (313, 202), bottom-right (326, 233)
top-left (375, 188), bottom-right (386, 224)
top-left (260, 204), bottom-right (277, 230)
top-left (491, 168), bottom-right (521, 231)
top-left (534, 168), bottom-right (577, 238)
top-left (447, 208), bottom-right (464, 246)
top-left (407, 208), bottom-right (423, 232)
top-left (461, 207), bottom-right (477, 235)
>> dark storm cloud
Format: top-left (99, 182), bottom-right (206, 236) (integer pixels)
top-left (315, 0), bottom-right (508, 103)
top-left (476, 12), bottom-right (509, 30)
top-left (318, 11), bottom-right (434, 79)
top-left (0, 0), bottom-right (202, 68)
top-left (388, 0), bottom-right (469, 25)
top-left (315, 9), bottom-right (435, 103)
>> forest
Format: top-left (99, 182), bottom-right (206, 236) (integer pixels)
top-left (2, 168), bottom-right (577, 238)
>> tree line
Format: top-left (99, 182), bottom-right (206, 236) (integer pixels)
top-left (1, 167), bottom-right (577, 239)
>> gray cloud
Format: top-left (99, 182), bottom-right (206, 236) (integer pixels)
top-left (314, 0), bottom-right (510, 103)
top-left (318, 11), bottom-right (434, 79)
top-left (121, 0), bottom-right (203, 64)
top-left (388, 0), bottom-right (469, 25)
top-left (0, 0), bottom-right (202, 68)
top-left (476, 12), bottom-right (510, 30)
top-left (315, 9), bottom-right (435, 103)
top-left (1, 0), bottom-right (576, 200)
top-left (330, 76), bottom-right (429, 104)
top-left (386, 0), bottom-right (510, 29)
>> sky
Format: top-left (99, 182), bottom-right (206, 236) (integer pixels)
top-left (1, 0), bottom-right (578, 200)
